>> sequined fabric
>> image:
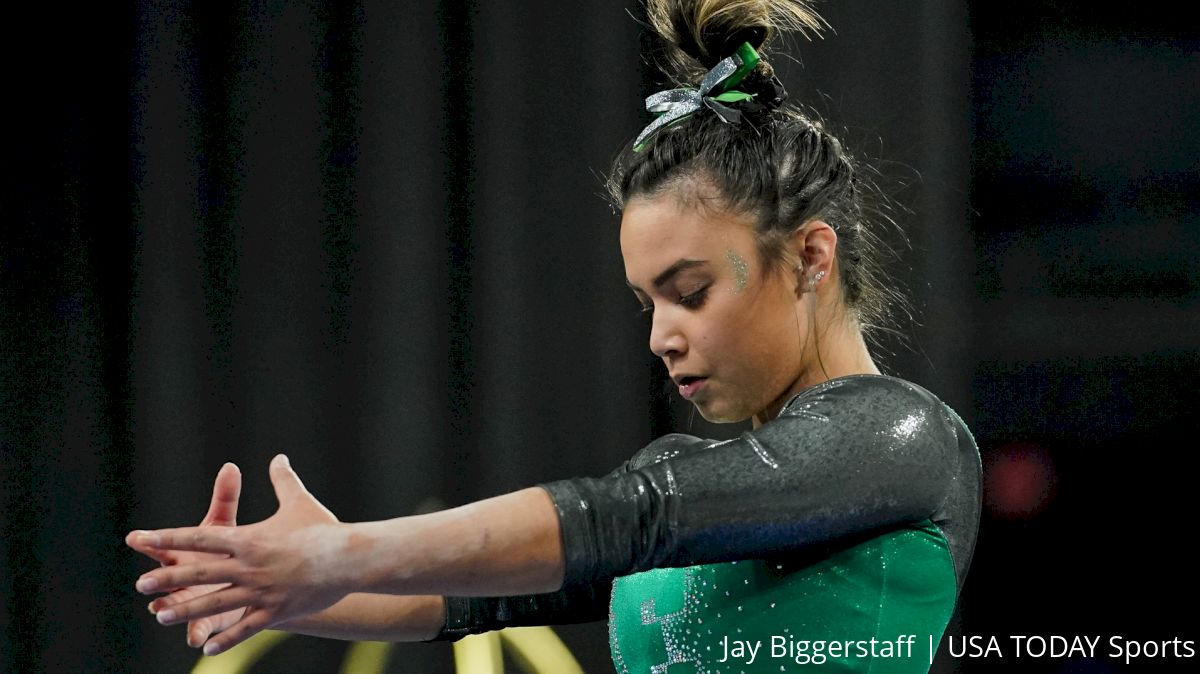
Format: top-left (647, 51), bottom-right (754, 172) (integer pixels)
top-left (432, 374), bottom-right (981, 668)
top-left (607, 521), bottom-right (956, 673)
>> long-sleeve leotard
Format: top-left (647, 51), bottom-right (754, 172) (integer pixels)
top-left (432, 374), bottom-right (981, 641)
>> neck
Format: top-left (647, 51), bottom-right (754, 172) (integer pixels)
top-left (752, 316), bottom-right (880, 429)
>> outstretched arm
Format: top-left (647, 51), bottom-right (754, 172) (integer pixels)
top-left (129, 378), bottom-right (962, 655)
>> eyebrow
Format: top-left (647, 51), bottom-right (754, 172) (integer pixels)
top-left (625, 259), bottom-right (708, 293)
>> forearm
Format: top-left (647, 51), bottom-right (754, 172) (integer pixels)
top-left (276, 593), bottom-right (446, 642)
top-left (345, 487), bottom-right (566, 597)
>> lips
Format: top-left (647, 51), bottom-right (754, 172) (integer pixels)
top-left (673, 375), bottom-right (708, 400)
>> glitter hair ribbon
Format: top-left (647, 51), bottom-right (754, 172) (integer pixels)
top-left (632, 42), bottom-right (762, 153)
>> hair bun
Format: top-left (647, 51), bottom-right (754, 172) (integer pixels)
top-left (646, 0), bottom-right (826, 82)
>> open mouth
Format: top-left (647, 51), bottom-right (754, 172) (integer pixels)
top-left (677, 376), bottom-right (708, 400)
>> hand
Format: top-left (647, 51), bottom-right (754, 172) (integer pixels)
top-left (127, 462), bottom-right (246, 648)
top-left (127, 454), bottom-right (347, 656)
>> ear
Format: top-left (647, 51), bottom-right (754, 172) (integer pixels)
top-left (789, 220), bottom-right (838, 294)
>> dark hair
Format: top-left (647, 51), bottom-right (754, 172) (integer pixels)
top-left (607, 0), bottom-right (909, 342)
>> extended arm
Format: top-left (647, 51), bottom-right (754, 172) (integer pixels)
top-left (131, 377), bottom-right (958, 653)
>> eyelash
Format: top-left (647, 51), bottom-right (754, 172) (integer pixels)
top-left (637, 287), bottom-right (709, 316)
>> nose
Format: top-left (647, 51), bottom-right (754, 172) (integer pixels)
top-left (648, 309), bottom-right (686, 358)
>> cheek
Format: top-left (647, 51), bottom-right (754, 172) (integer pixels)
top-left (703, 298), bottom-right (767, 371)
top-left (728, 292), bottom-right (798, 370)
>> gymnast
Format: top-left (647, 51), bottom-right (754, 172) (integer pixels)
top-left (128, 1), bottom-right (981, 671)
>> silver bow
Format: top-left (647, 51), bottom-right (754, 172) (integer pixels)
top-left (633, 52), bottom-right (748, 150)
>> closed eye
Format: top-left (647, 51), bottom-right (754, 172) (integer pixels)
top-left (635, 287), bottom-right (709, 316)
top-left (679, 287), bottom-right (708, 308)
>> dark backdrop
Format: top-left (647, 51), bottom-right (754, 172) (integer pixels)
top-left (1, 1), bottom-right (1196, 673)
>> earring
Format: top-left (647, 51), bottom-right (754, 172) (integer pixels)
top-left (810, 270), bottom-right (825, 290)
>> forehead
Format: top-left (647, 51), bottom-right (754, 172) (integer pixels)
top-left (620, 193), bottom-right (755, 282)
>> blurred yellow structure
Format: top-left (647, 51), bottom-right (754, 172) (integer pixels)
top-left (188, 626), bottom-right (585, 674)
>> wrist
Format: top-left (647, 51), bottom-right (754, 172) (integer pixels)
top-left (341, 519), bottom-right (417, 595)
top-left (274, 593), bottom-right (447, 642)
top-left (309, 521), bottom-right (375, 598)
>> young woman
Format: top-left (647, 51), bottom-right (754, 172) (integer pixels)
top-left (129, 1), bottom-right (981, 671)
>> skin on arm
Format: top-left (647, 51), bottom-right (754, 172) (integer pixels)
top-left (129, 455), bottom-right (566, 654)
top-left (274, 593), bottom-right (446, 642)
top-left (348, 486), bottom-right (566, 598)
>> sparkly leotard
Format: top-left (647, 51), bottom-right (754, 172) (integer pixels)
top-left (432, 375), bottom-right (981, 674)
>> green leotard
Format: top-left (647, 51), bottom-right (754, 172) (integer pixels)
top-left (608, 521), bottom-right (955, 673)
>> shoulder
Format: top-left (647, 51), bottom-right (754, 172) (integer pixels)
top-left (783, 374), bottom-right (948, 417)
top-left (622, 433), bottom-right (723, 472)
top-left (778, 374), bottom-right (965, 448)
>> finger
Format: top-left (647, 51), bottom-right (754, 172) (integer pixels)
top-left (149, 583), bottom-right (229, 613)
top-left (188, 617), bottom-right (217, 649)
top-left (149, 589), bottom-right (197, 614)
top-left (155, 585), bottom-right (256, 626)
top-left (133, 527), bottom-right (237, 555)
top-left (126, 532), bottom-right (179, 565)
top-left (188, 610), bottom-right (243, 649)
top-left (201, 463), bottom-right (242, 527)
top-left (268, 454), bottom-right (309, 505)
top-left (136, 558), bottom-right (241, 595)
top-left (203, 609), bottom-right (274, 656)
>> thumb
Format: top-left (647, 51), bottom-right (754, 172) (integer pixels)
top-left (269, 454), bottom-right (309, 505)
top-left (202, 462), bottom-right (242, 526)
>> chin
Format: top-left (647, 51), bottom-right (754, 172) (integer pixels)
top-left (693, 401), bottom-right (752, 425)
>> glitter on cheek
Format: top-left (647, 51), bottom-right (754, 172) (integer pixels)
top-left (725, 249), bottom-right (748, 293)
